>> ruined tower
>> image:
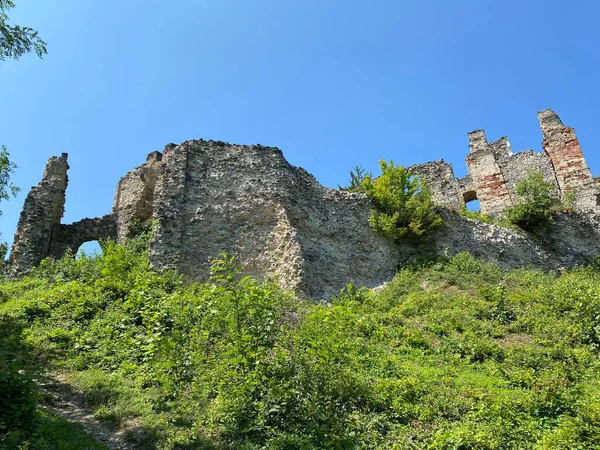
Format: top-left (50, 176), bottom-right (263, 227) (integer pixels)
top-left (538, 109), bottom-right (598, 210)
top-left (409, 109), bottom-right (599, 217)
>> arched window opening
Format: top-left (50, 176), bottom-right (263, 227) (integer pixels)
top-left (463, 191), bottom-right (480, 212)
top-left (77, 240), bottom-right (102, 259)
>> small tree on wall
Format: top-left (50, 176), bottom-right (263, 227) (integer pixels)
top-left (507, 169), bottom-right (557, 232)
top-left (361, 159), bottom-right (443, 240)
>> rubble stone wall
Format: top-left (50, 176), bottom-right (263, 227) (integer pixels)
top-left (9, 154), bottom-right (69, 276)
top-left (149, 140), bottom-right (400, 297)
top-left (9, 109), bottom-right (600, 297)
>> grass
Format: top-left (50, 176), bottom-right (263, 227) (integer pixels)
top-left (1, 235), bottom-right (599, 449)
top-left (0, 409), bottom-right (108, 450)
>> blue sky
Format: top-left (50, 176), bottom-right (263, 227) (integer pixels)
top-left (2, 0), bottom-right (600, 253)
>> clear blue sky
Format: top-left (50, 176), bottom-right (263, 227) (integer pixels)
top-left (2, 0), bottom-right (600, 252)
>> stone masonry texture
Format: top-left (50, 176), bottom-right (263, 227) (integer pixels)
top-left (9, 109), bottom-right (600, 297)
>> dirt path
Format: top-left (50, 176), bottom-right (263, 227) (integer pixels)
top-left (38, 372), bottom-right (137, 450)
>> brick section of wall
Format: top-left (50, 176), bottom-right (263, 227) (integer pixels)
top-left (9, 154), bottom-right (69, 276)
top-left (465, 131), bottom-right (513, 216)
top-left (538, 109), bottom-right (598, 210)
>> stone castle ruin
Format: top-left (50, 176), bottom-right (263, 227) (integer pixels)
top-left (9, 109), bottom-right (600, 297)
top-left (409, 109), bottom-right (600, 216)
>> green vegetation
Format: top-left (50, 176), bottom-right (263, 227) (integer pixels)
top-left (460, 204), bottom-right (492, 224)
top-left (339, 166), bottom-right (370, 192)
top-left (362, 159), bottom-right (443, 239)
top-left (508, 169), bottom-right (558, 232)
top-left (0, 0), bottom-right (47, 63)
top-left (2, 233), bottom-right (600, 449)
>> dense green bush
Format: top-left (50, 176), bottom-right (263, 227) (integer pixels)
top-left (508, 169), bottom-right (558, 231)
top-left (0, 314), bottom-right (37, 441)
top-left (362, 159), bottom-right (443, 239)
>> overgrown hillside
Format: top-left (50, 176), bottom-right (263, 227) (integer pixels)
top-left (1, 233), bottom-right (600, 449)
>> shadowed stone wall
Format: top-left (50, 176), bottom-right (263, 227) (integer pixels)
top-left (9, 154), bottom-right (69, 276)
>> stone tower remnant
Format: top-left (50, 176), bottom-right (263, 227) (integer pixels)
top-left (9, 109), bottom-right (600, 296)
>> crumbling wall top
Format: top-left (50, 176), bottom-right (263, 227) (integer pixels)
top-left (467, 129), bottom-right (488, 153)
top-left (538, 108), bottom-right (565, 133)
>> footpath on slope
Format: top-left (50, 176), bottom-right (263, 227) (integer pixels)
top-left (37, 372), bottom-right (138, 450)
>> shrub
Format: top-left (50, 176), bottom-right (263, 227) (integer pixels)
top-left (508, 169), bottom-right (557, 231)
top-left (361, 159), bottom-right (443, 239)
top-left (0, 315), bottom-right (37, 435)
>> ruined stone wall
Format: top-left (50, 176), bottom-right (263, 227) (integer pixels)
top-left (47, 215), bottom-right (117, 259)
top-left (411, 109), bottom-right (598, 217)
top-left (9, 154), bottom-right (69, 276)
top-left (499, 150), bottom-right (560, 201)
top-left (465, 130), bottom-right (513, 216)
top-left (112, 151), bottom-right (162, 243)
top-left (149, 140), bottom-right (400, 297)
top-left (407, 161), bottom-right (466, 209)
top-left (9, 108), bottom-right (600, 296)
top-left (10, 154), bottom-right (117, 275)
top-left (538, 109), bottom-right (598, 211)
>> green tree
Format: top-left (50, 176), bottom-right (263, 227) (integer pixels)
top-left (339, 166), bottom-right (370, 192)
top-left (361, 159), bottom-right (443, 239)
top-left (0, 0), bottom-right (45, 263)
top-left (0, 146), bottom-right (19, 266)
top-left (507, 168), bottom-right (557, 231)
top-left (0, 0), bottom-right (47, 63)
top-left (0, 146), bottom-right (19, 206)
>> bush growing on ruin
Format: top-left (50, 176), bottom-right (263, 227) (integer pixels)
top-left (361, 159), bottom-right (443, 239)
top-left (508, 169), bottom-right (557, 231)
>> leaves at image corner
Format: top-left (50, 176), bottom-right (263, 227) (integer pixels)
top-left (0, 0), bottom-right (47, 63)
top-left (362, 159), bottom-right (443, 240)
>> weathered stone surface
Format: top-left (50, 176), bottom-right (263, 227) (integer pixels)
top-left (149, 140), bottom-right (400, 297)
top-left (539, 109), bottom-right (598, 211)
top-left (465, 135), bottom-right (513, 217)
top-left (407, 160), bottom-right (466, 210)
top-left (9, 154), bottom-right (69, 276)
top-left (9, 108), bottom-right (600, 297)
top-left (425, 210), bottom-right (600, 270)
top-left (112, 153), bottom-right (161, 243)
top-left (409, 109), bottom-right (599, 217)
top-left (47, 215), bottom-right (117, 259)
top-left (9, 154), bottom-right (117, 276)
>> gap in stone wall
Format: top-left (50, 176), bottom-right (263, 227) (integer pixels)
top-left (462, 190), bottom-right (480, 211)
top-left (78, 240), bottom-right (102, 257)
top-left (465, 199), bottom-right (481, 212)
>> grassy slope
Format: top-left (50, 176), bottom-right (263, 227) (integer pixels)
top-left (1, 237), bottom-right (599, 449)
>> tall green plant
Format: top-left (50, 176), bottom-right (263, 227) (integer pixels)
top-left (361, 159), bottom-right (443, 239)
top-left (508, 169), bottom-right (557, 231)
top-left (339, 166), bottom-right (369, 192)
